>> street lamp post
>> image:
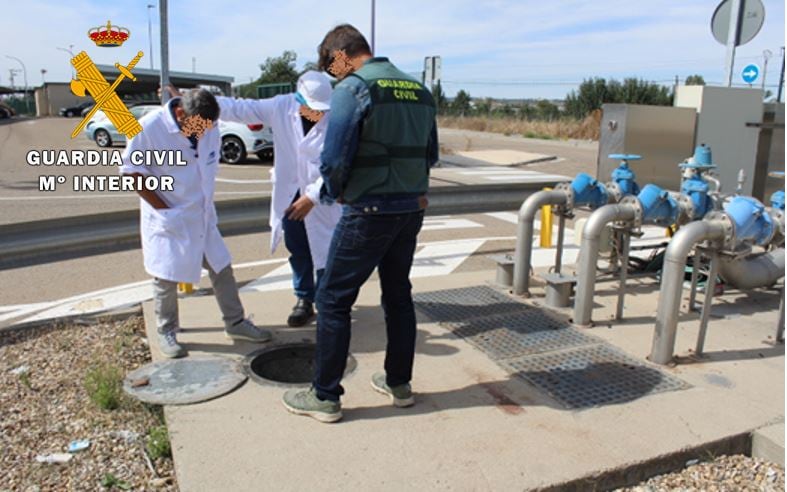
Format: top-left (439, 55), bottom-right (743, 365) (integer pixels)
top-left (370, 0), bottom-right (376, 55)
top-left (6, 55), bottom-right (30, 113)
top-left (147, 4), bottom-right (155, 69)
top-left (762, 49), bottom-right (772, 91)
top-left (57, 45), bottom-right (75, 77)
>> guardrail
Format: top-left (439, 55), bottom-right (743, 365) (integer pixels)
top-left (0, 181), bottom-right (557, 269)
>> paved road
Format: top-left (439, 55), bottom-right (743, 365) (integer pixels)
top-left (0, 118), bottom-right (596, 225)
top-left (0, 211), bottom-right (524, 322)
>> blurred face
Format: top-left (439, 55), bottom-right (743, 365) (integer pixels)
top-left (327, 50), bottom-right (356, 80)
top-left (299, 104), bottom-right (325, 123)
top-left (175, 107), bottom-right (213, 141)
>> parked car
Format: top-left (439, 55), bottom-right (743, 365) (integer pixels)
top-left (0, 102), bottom-right (15, 119)
top-left (84, 104), bottom-right (273, 163)
top-left (59, 102), bottom-right (93, 117)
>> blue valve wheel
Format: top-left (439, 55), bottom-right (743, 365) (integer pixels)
top-left (608, 154), bottom-right (641, 161)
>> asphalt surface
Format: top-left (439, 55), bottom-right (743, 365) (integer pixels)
top-left (0, 210), bottom-right (526, 318)
top-left (0, 118), bottom-right (596, 225)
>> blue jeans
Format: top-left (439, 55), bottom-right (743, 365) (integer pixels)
top-left (282, 194), bottom-right (322, 302)
top-left (313, 209), bottom-right (425, 401)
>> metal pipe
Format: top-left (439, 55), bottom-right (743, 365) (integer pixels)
top-left (695, 250), bottom-right (720, 356)
top-left (555, 213), bottom-right (566, 274)
top-left (573, 203), bottom-right (637, 326)
top-left (777, 288), bottom-right (785, 343)
top-left (650, 220), bottom-right (727, 365)
top-left (687, 253), bottom-right (701, 312)
top-left (615, 230), bottom-right (631, 320)
top-left (513, 190), bottom-right (568, 295)
top-left (717, 249), bottom-right (785, 290)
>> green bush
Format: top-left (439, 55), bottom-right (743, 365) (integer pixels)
top-left (83, 364), bottom-right (123, 410)
top-left (146, 425), bottom-right (172, 460)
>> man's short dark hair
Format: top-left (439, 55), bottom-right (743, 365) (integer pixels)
top-left (181, 88), bottom-right (220, 121)
top-left (317, 24), bottom-right (372, 72)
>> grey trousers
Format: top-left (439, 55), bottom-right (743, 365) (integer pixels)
top-left (153, 259), bottom-right (245, 334)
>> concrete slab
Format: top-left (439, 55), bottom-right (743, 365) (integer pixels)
top-left (455, 149), bottom-right (557, 166)
top-left (143, 268), bottom-right (784, 491)
top-left (752, 422), bottom-right (785, 465)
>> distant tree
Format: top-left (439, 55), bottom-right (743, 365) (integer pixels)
top-left (300, 61), bottom-right (320, 74)
top-left (432, 82), bottom-right (447, 114)
top-left (564, 77), bottom-right (672, 118)
top-left (238, 50), bottom-right (300, 98)
top-left (684, 74), bottom-right (706, 86)
top-left (474, 97), bottom-right (493, 116)
top-left (535, 99), bottom-right (560, 121)
top-left (452, 89), bottom-right (472, 116)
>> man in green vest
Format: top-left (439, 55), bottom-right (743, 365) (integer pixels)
top-left (283, 24), bottom-right (438, 423)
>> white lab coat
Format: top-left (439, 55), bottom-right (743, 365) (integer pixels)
top-left (216, 95), bottom-right (341, 270)
top-left (120, 99), bottom-right (231, 284)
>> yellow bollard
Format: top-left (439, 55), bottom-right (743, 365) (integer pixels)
top-left (540, 187), bottom-right (553, 248)
top-left (178, 283), bottom-right (194, 294)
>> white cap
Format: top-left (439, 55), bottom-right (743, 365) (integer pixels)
top-left (296, 70), bottom-right (332, 111)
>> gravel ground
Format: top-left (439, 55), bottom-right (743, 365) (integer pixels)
top-left (0, 316), bottom-right (177, 491)
top-left (619, 454), bottom-right (784, 492)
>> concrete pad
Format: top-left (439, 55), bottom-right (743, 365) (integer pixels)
top-left (752, 422), bottom-right (785, 465)
top-left (455, 150), bottom-right (556, 166)
top-left (143, 269), bottom-right (784, 490)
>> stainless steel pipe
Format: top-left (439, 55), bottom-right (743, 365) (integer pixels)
top-left (649, 220), bottom-right (727, 365)
top-left (513, 190), bottom-right (568, 296)
top-left (717, 249), bottom-right (785, 290)
top-left (572, 203), bottom-right (637, 327)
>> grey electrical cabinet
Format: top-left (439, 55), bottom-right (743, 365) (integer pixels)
top-left (597, 104), bottom-right (697, 191)
top-left (675, 85), bottom-right (766, 198)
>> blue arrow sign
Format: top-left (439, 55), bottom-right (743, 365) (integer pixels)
top-left (741, 64), bottom-right (760, 84)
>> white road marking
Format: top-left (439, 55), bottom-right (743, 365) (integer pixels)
top-left (240, 262), bottom-right (293, 293)
top-left (410, 238), bottom-right (487, 278)
top-left (485, 212), bottom-right (518, 224)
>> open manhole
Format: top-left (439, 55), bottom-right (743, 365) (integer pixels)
top-left (245, 343), bottom-right (357, 387)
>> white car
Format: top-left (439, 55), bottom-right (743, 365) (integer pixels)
top-left (84, 104), bottom-right (273, 164)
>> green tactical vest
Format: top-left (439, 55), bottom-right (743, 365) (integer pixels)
top-left (342, 59), bottom-right (437, 203)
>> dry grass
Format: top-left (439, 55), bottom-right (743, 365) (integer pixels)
top-left (438, 110), bottom-right (601, 141)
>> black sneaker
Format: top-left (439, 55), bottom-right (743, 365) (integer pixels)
top-left (287, 299), bottom-right (315, 327)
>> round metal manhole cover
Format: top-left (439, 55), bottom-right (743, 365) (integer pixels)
top-left (244, 343), bottom-right (357, 387)
top-left (123, 356), bottom-right (247, 405)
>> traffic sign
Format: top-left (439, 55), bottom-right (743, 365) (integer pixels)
top-left (741, 64), bottom-right (760, 84)
top-left (711, 0), bottom-right (765, 46)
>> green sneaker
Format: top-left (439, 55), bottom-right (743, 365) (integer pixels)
top-left (371, 372), bottom-right (415, 408)
top-left (282, 387), bottom-right (342, 423)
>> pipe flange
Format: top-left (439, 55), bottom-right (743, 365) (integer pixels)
top-left (704, 211), bottom-right (735, 249)
top-left (605, 181), bottom-right (623, 204)
top-left (620, 195), bottom-right (643, 227)
top-left (554, 182), bottom-right (574, 210)
top-left (676, 194), bottom-right (695, 225)
top-left (768, 207), bottom-right (785, 246)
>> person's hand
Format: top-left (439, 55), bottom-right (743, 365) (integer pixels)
top-left (164, 84), bottom-right (181, 98)
top-left (418, 195), bottom-right (429, 210)
top-left (285, 195), bottom-right (315, 221)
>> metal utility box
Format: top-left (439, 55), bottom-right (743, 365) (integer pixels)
top-left (755, 103), bottom-right (785, 202)
top-left (675, 85), bottom-right (765, 198)
top-left (597, 104), bottom-right (697, 191)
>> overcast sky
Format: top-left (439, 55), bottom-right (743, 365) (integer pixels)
top-left (1, 0), bottom-right (784, 99)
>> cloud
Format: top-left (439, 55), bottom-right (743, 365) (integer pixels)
top-left (0, 0), bottom-right (783, 99)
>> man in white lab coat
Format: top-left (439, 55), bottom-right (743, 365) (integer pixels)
top-left (121, 89), bottom-right (272, 358)
top-left (216, 71), bottom-right (341, 327)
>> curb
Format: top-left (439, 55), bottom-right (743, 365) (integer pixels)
top-left (0, 181), bottom-right (552, 269)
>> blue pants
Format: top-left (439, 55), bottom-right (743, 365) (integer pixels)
top-left (282, 194), bottom-right (322, 302)
top-left (313, 210), bottom-right (425, 401)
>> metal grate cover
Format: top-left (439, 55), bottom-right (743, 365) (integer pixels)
top-left (415, 285), bottom-right (689, 409)
top-left (452, 311), bottom-right (601, 360)
top-left (503, 345), bottom-right (690, 409)
top-left (414, 286), bottom-right (526, 323)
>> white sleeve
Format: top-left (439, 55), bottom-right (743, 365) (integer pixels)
top-left (216, 96), bottom-right (277, 127)
top-left (304, 176), bottom-right (323, 205)
top-left (119, 128), bottom-right (152, 176)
